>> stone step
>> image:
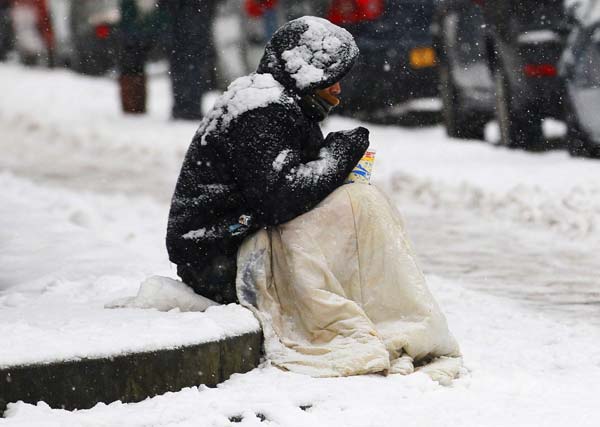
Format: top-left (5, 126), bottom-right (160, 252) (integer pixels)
top-left (0, 331), bottom-right (262, 416)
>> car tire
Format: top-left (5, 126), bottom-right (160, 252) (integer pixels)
top-left (564, 92), bottom-right (600, 158)
top-left (566, 120), bottom-right (600, 158)
top-left (495, 65), bottom-right (544, 150)
top-left (439, 62), bottom-right (485, 140)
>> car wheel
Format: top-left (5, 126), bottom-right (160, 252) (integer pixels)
top-left (495, 65), bottom-right (544, 150)
top-left (564, 92), bottom-right (600, 158)
top-left (566, 120), bottom-right (600, 158)
top-left (439, 62), bottom-right (485, 140)
top-left (568, 133), bottom-right (592, 157)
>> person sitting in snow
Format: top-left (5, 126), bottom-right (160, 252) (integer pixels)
top-left (167, 17), bottom-right (461, 381)
top-left (167, 16), bottom-right (368, 304)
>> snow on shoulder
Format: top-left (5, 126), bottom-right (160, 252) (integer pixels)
top-left (198, 73), bottom-right (286, 145)
top-left (281, 16), bottom-right (358, 90)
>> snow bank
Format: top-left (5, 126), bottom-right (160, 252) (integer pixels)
top-left (389, 170), bottom-right (600, 236)
top-left (325, 118), bottom-right (600, 238)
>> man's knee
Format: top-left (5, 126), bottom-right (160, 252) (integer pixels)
top-left (177, 257), bottom-right (238, 304)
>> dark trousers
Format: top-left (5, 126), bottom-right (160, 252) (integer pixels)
top-left (177, 254), bottom-right (238, 304)
top-left (119, 40), bottom-right (151, 75)
top-left (162, 0), bottom-right (216, 120)
top-left (0, 7), bottom-right (13, 60)
top-left (118, 40), bottom-right (153, 113)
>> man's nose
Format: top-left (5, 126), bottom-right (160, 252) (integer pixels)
top-left (330, 82), bottom-right (341, 96)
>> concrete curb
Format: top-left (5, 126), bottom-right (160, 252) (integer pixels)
top-left (0, 331), bottom-right (262, 416)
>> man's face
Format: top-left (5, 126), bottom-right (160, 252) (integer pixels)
top-left (324, 82), bottom-right (341, 97)
top-left (316, 82), bottom-right (342, 106)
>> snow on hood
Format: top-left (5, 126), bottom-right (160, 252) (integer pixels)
top-left (566, 0), bottom-right (600, 27)
top-left (257, 16), bottom-right (359, 95)
top-left (196, 73), bottom-right (288, 145)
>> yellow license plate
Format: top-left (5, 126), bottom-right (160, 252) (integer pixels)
top-left (409, 47), bottom-right (437, 69)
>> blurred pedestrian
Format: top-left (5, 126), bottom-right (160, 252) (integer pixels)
top-left (117, 0), bottom-right (164, 114)
top-left (160, 0), bottom-right (217, 121)
top-left (244, 0), bottom-right (279, 40)
top-left (11, 0), bottom-right (52, 65)
top-left (0, 0), bottom-right (14, 61)
top-left (244, 0), bottom-right (331, 39)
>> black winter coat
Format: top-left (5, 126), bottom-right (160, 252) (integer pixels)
top-left (166, 17), bottom-right (369, 300)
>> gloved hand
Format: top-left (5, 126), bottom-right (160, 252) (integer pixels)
top-left (327, 126), bottom-right (370, 151)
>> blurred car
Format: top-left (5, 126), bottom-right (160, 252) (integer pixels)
top-left (432, 0), bottom-right (494, 139)
top-left (433, 0), bottom-right (567, 149)
top-left (561, 17), bottom-right (600, 158)
top-left (333, 0), bottom-right (439, 122)
top-left (486, 0), bottom-right (567, 149)
top-left (69, 0), bottom-right (119, 75)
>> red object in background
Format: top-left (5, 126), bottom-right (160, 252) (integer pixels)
top-left (245, 0), bottom-right (278, 18)
top-left (95, 24), bottom-right (111, 39)
top-left (328, 0), bottom-right (384, 25)
top-left (523, 64), bottom-right (558, 78)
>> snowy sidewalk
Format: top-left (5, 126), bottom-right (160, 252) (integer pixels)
top-left (0, 173), bottom-right (259, 368)
top-left (3, 277), bottom-right (599, 427)
top-left (1, 64), bottom-right (600, 425)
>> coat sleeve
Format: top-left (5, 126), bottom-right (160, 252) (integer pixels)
top-left (226, 105), bottom-right (370, 226)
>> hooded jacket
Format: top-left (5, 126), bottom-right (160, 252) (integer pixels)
top-left (166, 17), bottom-right (370, 297)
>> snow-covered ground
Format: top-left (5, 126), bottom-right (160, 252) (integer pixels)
top-left (1, 63), bottom-right (599, 425)
top-left (5, 278), bottom-right (600, 427)
top-left (0, 160), bottom-right (259, 367)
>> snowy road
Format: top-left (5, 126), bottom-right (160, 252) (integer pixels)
top-left (403, 202), bottom-right (600, 325)
top-left (1, 64), bottom-right (600, 425)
